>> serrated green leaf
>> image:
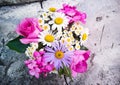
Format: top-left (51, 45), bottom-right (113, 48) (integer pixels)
top-left (6, 36), bottom-right (29, 53)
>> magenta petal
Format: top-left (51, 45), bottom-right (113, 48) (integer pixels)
top-left (72, 70), bottom-right (77, 77)
top-left (39, 51), bottom-right (45, 55)
top-left (74, 50), bottom-right (85, 55)
top-left (45, 65), bottom-right (54, 71)
top-left (24, 60), bottom-right (31, 65)
top-left (33, 51), bottom-right (40, 58)
top-left (34, 72), bottom-right (39, 78)
top-left (28, 64), bottom-right (34, 69)
top-left (35, 68), bottom-right (40, 73)
top-left (27, 29), bottom-right (39, 38)
top-left (81, 13), bottom-right (87, 19)
top-left (29, 69), bottom-right (35, 76)
top-left (74, 61), bottom-right (87, 73)
top-left (83, 51), bottom-right (90, 60)
top-left (16, 26), bottom-right (26, 37)
top-left (20, 38), bottom-right (39, 44)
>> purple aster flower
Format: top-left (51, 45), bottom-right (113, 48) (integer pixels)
top-left (44, 41), bottom-right (73, 70)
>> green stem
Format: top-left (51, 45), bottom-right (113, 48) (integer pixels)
top-left (64, 75), bottom-right (69, 85)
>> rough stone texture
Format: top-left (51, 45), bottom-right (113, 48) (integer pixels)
top-left (0, 0), bottom-right (38, 6)
top-left (0, 0), bottom-right (80, 6)
top-left (0, 0), bottom-right (120, 85)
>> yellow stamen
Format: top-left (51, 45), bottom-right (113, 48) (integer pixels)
top-left (49, 7), bottom-right (56, 12)
top-left (82, 33), bottom-right (88, 41)
top-left (55, 51), bottom-right (64, 59)
top-left (39, 19), bottom-right (43, 23)
top-left (76, 45), bottom-right (80, 50)
top-left (71, 26), bottom-right (75, 31)
top-left (54, 17), bottom-right (63, 25)
top-left (43, 25), bottom-right (48, 30)
top-left (61, 39), bottom-right (65, 43)
top-left (44, 34), bottom-right (54, 42)
top-left (43, 13), bottom-right (47, 17)
top-left (67, 38), bottom-right (71, 42)
top-left (79, 27), bottom-right (83, 31)
top-left (69, 46), bottom-right (74, 51)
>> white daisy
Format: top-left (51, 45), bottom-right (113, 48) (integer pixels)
top-left (39, 30), bottom-right (57, 46)
top-left (80, 28), bottom-right (89, 44)
top-left (42, 12), bottom-right (50, 20)
top-left (75, 42), bottom-right (81, 50)
top-left (60, 36), bottom-right (74, 51)
top-left (65, 37), bottom-right (73, 44)
top-left (41, 24), bottom-right (50, 31)
top-left (48, 7), bottom-right (57, 12)
top-left (68, 46), bottom-right (74, 51)
top-left (30, 43), bottom-right (38, 49)
top-left (38, 18), bottom-right (44, 25)
top-left (25, 43), bottom-right (38, 59)
top-left (50, 12), bottom-right (69, 32)
top-left (70, 22), bottom-right (83, 33)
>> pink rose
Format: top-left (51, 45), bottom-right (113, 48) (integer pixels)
top-left (16, 18), bottom-right (42, 44)
top-left (71, 50), bottom-right (90, 77)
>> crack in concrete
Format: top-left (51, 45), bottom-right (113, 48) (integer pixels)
top-left (100, 25), bottom-right (105, 44)
top-left (111, 43), bottom-right (114, 49)
top-left (90, 53), bottom-right (95, 66)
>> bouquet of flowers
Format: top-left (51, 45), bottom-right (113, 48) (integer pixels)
top-left (7, 4), bottom-right (91, 82)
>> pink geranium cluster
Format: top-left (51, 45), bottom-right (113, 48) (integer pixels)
top-left (58, 4), bottom-right (86, 23)
top-left (25, 51), bottom-right (54, 78)
top-left (71, 50), bottom-right (90, 77)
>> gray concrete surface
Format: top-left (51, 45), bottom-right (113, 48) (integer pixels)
top-left (0, 0), bottom-right (120, 85)
top-left (0, 0), bottom-right (40, 6)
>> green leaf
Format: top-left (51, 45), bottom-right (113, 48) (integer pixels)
top-left (58, 64), bottom-right (73, 80)
top-left (63, 66), bottom-right (72, 80)
top-left (80, 45), bottom-right (88, 50)
top-left (58, 68), bottom-right (64, 76)
top-left (6, 36), bottom-right (29, 53)
top-left (36, 42), bottom-right (44, 51)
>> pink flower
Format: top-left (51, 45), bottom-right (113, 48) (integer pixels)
top-left (29, 67), bottom-right (40, 78)
top-left (27, 60), bottom-right (38, 69)
top-left (16, 18), bottom-right (42, 44)
top-left (58, 4), bottom-right (86, 23)
top-left (25, 51), bottom-right (54, 78)
top-left (71, 50), bottom-right (90, 77)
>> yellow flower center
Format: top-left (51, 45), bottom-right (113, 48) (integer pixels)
top-left (61, 39), bottom-right (65, 43)
top-left (49, 7), bottom-right (56, 12)
top-left (69, 46), bottom-right (74, 51)
top-left (43, 13), bottom-right (47, 17)
top-left (44, 34), bottom-right (54, 42)
top-left (75, 44), bottom-right (80, 50)
top-left (39, 19), bottom-right (43, 24)
top-left (55, 51), bottom-right (64, 59)
top-left (43, 25), bottom-right (48, 30)
top-left (67, 38), bottom-right (71, 43)
top-left (82, 33), bottom-right (88, 41)
top-left (54, 17), bottom-right (63, 25)
top-left (79, 27), bottom-right (83, 31)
